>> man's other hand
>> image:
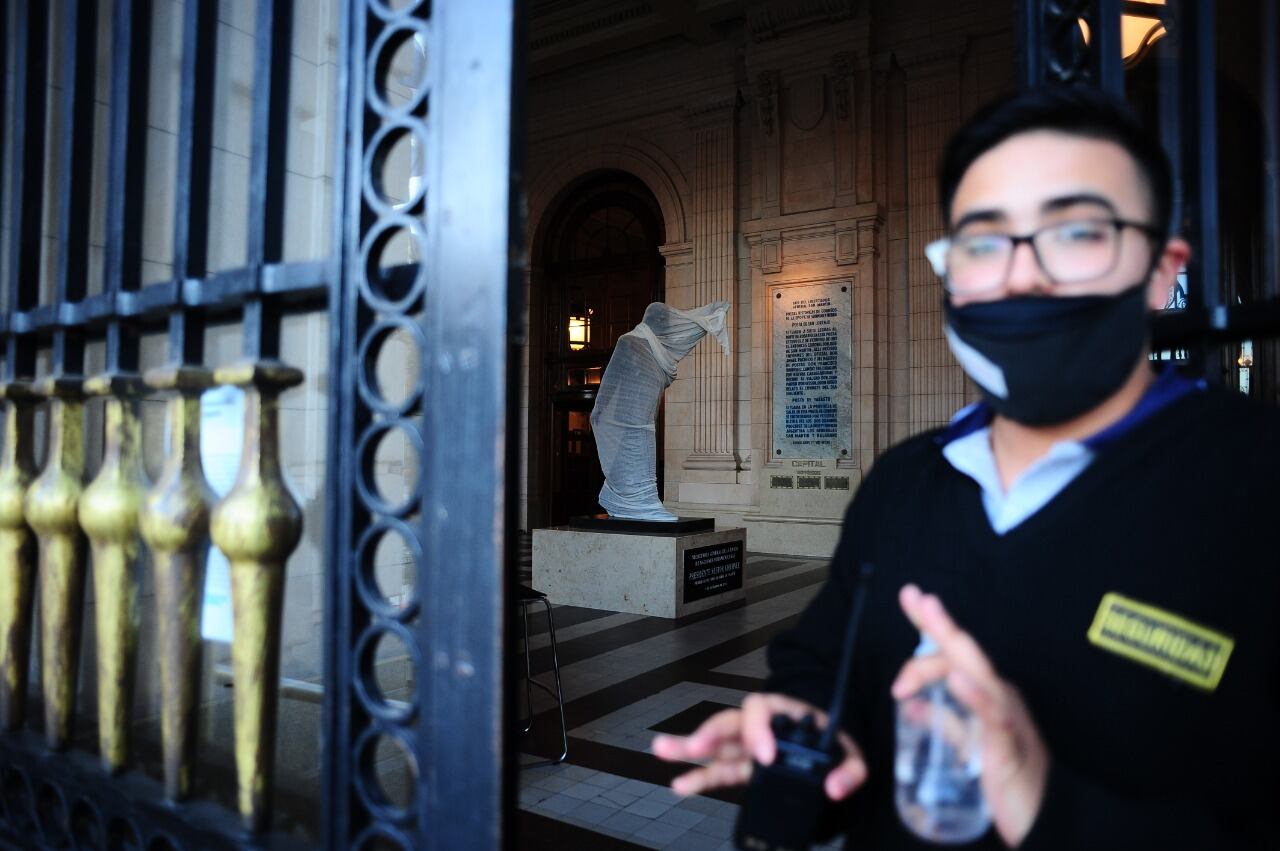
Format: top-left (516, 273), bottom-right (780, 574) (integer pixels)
top-left (651, 692), bottom-right (867, 800)
top-left (893, 584), bottom-right (1050, 848)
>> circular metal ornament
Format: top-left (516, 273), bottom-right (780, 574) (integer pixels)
top-left (34, 782), bottom-right (69, 849)
top-left (353, 822), bottom-right (416, 849)
top-left (354, 418), bottom-right (425, 518)
top-left (352, 725), bottom-right (419, 825)
top-left (145, 834), bottom-right (182, 851)
top-left (352, 620), bottom-right (422, 723)
top-left (105, 817), bottom-right (143, 851)
top-left (354, 518), bottom-right (423, 620)
top-left (359, 215), bottom-right (429, 314)
top-left (69, 797), bottom-right (104, 851)
top-left (363, 120), bottom-right (430, 218)
top-left (366, 19), bottom-right (431, 119)
top-left (357, 315), bottom-right (428, 416)
top-left (368, 0), bottom-right (427, 23)
top-left (0, 768), bottom-right (35, 832)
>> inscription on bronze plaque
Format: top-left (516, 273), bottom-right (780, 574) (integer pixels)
top-left (771, 282), bottom-right (852, 459)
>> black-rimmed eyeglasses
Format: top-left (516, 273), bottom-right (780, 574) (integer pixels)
top-left (925, 218), bottom-right (1161, 297)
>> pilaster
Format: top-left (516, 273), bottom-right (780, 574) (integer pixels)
top-left (683, 98), bottom-right (742, 474)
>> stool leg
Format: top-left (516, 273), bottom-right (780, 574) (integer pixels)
top-left (539, 597), bottom-right (568, 764)
top-left (520, 600), bottom-right (533, 733)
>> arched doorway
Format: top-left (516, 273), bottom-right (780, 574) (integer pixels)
top-left (538, 172), bottom-right (666, 525)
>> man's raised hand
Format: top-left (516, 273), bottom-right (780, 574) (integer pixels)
top-left (651, 692), bottom-right (867, 801)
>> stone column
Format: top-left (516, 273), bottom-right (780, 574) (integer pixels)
top-left (684, 98), bottom-right (741, 473)
top-left (898, 45), bottom-right (968, 433)
top-left (658, 241), bottom-right (694, 498)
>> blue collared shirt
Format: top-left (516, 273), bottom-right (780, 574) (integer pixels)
top-left (937, 367), bottom-right (1203, 535)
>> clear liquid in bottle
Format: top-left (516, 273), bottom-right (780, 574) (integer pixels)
top-left (894, 640), bottom-right (991, 843)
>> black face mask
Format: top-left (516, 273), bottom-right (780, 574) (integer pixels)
top-left (942, 285), bottom-right (1149, 426)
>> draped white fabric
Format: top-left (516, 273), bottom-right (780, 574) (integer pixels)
top-left (591, 301), bottom-right (731, 521)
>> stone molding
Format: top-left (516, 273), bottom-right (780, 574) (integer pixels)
top-left (741, 201), bottom-right (881, 236)
top-left (760, 234), bottom-right (782, 274)
top-left (748, 0), bottom-right (858, 43)
top-left (683, 92), bottom-right (741, 129)
top-left (830, 50), bottom-right (860, 204)
top-left (527, 137), bottom-right (690, 248)
top-left (754, 70), bottom-right (781, 137)
top-left (745, 230), bottom-right (783, 274)
top-left (530, 2), bottom-right (653, 52)
top-left (831, 51), bottom-right (855, 120)
top-left (880, 36), bottom-right (968, 80)
top-left (786, 74), bottom-right (827, 131)
top-left (747, 214), bottom-right (881, 270)
top-left (682, 452), bottom-right (740, 471)
top-left (658, 240), bottom-right (694, 265)
top-left (835, 222), bottom-right (858, 266)
top-left (856, 214), bottom-right (881, 262)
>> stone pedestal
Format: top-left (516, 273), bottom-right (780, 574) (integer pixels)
top-left (533, 525), bottom-right (747, 619)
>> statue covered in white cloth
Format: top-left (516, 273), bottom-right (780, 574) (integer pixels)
top-left (590, 301), bottom-right (731, 521)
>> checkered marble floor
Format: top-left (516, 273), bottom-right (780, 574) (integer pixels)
top-left (514, 548), bottom-right (845, 850)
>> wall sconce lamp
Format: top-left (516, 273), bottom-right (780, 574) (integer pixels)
top-left (568, 311), bottom-right (591, 351)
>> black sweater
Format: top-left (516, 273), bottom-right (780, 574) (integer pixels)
top-left (766, 386), bottom-right (1280, 850)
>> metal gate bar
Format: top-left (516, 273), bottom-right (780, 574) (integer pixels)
top-left (1021, 0), bottom-right (1280, 362)
top-left (0, 0), bottom-right (319, 844)
top-left (326, 1), bottom-right (519, 848)
top-left (0, 0), bottom-right (523, 846)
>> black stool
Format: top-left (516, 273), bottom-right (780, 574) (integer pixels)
top-left (517, 585), bottom-right (567, 765)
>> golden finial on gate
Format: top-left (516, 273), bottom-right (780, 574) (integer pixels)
top-left (24, 375), bottom-right (88, 750)
top-left (0, 380), bottom-right (38, 731)
top-left (79, 373), bottom-right (149, 772)
top-left (209, 359), bottom-right (303, 833)
top-left (138, 365), bottom-right (216, 800)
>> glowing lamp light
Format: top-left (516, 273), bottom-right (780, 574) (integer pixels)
top-left (568, 314), bottom-right (590, 351)
top-left (1238, 340), bottom-right (1254, 369)
top-left (1079, 1), bottom-right (1168, 68)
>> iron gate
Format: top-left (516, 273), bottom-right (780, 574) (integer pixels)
top-left (1019, 0), bottom-right (1280, 386)
top-left (0, 0), bottom-right (518, 849)
top-left (0, 0), bottom-right (1274, 850)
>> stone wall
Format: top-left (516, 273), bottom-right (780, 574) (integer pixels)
top-left (525, 0), bottom-right (1016, 555)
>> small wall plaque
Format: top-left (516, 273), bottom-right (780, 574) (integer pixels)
top-left (824, 476), bottom-right (850, 490)
top-left (683, 541), bottom-right (745, 603)
top-left (771, 281), bottom-right (853, 459)
top-left (770, 475), bottom-right (795, 489)
top-left (797, 475), bottom-right (821, 489)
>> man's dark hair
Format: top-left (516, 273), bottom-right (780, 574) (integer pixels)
top-left (939, 86), bottom-right (1174, 242)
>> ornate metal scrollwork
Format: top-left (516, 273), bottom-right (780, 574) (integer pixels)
top-left (1043, 0), bottom-right (1094, 84)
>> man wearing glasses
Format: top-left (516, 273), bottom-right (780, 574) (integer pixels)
top-left (653, 87), bottom-right (1278, 848)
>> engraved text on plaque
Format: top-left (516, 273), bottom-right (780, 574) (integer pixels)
top-left (771, 282), bottom-right (852, 459)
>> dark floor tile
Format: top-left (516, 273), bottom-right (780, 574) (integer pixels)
top-left (647, 700), bottom-right (737, 736)
top-left (518, 809), bottom-right (648, 850)
top-left (523, 565), bottom-right (824, 674)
